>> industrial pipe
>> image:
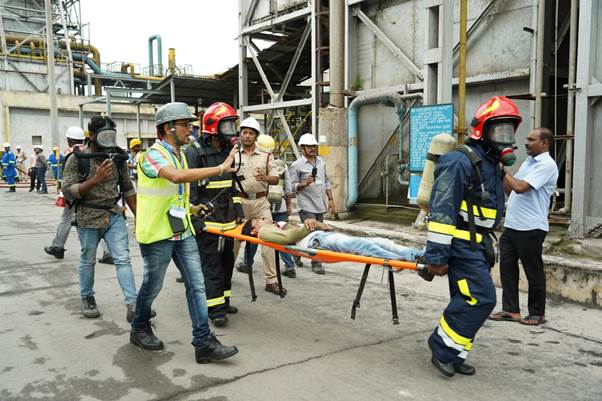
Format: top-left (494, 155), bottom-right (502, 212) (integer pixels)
top-left (168, 48), bottom-right (176, 75)
top-left (457, 0), bottom-right (467, 143)
top-left (148, 35), bottom-right (163, 77)
top-left (558, 0), bottom-right (577, 214)
top-left (534, 0), bottom-right (545, 127)
top-left (346, 91), bottom-right (405, 209)
top-left (329, 0), bottom-right (345, 108)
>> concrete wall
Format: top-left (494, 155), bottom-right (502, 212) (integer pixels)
top-left (0, 60), bottom-right (72, 94)
top-left (348, 0), bottom-right (537, 203)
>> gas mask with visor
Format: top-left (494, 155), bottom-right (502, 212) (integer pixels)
top-left (217, 117), bottom-right (240, 149)
top-left (484, 119), bottom-right (518, 166)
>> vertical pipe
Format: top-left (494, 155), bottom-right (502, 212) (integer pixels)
top-left (136, 103), bottom-right (141, 138)
top-left (329, 0), bottom-right (345, 108)
top-left (106, 91), bottom-right (112, 119)
top-left (311, 0), bottom-right (318, 137)
top-left (457, 0), bottom-right (467, 144)
top-left (44, 0), bottom-right (59, 148)
top-left (57, 0), bottom-right (74, 95)
top-left (534, 0), bottom-right (546, 127)
top-left (559, 0), bottom-right (578, 214)
top-left (170, 77), bottom-right (175, 102)
top-left (168, 48), bottom-right (176, 75)
top-left (238, 0), bottom-right (249, 118)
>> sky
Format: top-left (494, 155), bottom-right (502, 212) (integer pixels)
top-left (80, 1), bottom-right (240, 76)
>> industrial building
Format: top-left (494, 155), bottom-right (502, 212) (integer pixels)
top-left (0, 0), bottom-right (600, 238)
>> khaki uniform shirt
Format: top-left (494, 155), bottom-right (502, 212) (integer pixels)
top-left (234, 148), bottom-right (278, 195)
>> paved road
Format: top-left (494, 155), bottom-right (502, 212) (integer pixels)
top-left (1, 191), bottom-right (601, 401)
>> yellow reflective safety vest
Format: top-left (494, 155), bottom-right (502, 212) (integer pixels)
top-left (136, 143), bottom-right (194, 244)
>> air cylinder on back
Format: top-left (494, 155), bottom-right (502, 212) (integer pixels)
top-left (417, 133), bottom-right (457, 212)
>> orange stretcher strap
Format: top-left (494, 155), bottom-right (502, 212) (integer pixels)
top-left (204, 224), bottom-right (422, 272)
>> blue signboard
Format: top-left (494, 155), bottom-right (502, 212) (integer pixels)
top-left (408, 103), bottom-right (454, 202)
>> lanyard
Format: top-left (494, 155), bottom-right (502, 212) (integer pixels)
top-left (160, 141), bottom-right (184, 206)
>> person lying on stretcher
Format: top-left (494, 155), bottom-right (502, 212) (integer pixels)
top-left (240, 218), bottom-right (424, 262)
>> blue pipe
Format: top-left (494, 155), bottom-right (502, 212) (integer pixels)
top-left (71, 52), bottom-right (130, 79)
top-left (148, 35), bottom-right (163, 76)
top-left (346, 92), bottom-right (405, 209)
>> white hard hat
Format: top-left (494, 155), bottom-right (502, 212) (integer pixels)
top-left (2, 142), bottom-right (10, 148)
top-left (65, 126), bottom-right (85, 140)
top-left (298, 133), bottom-right (318, 146)
top-left (34, 145), bottom-right (44, 150)
top-left (16, 145), bottom-right (21, 149)
top-left (256, 134), bottom-right (275, 153)
top-left (240, 117), bottom-right (261, 134)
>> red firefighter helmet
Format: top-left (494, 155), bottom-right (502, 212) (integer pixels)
top-left (469, 96), bottom-right (522, 140)
top-left (202, 102), bottom-right (238, 135)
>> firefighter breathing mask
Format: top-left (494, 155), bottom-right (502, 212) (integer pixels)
top-left (485, 120), bottom-right (518, 166)
top-left (92, 120), bottom-right (119, 150)
top-left (218, 118), bottom-right (239, 138)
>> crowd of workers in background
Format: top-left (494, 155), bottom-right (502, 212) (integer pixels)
top-left (2, 95), bottom-right (559, 376)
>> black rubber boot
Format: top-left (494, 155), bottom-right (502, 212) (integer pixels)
top-left (130, 324), bottom-right (164, 350)
top-left (431, 355), bottom-right (455, 377)
top-left (194, 334), bottom-right (238, 364)
top-left (454, 363), bottom-right (476, 375)
top-left (44, 246), bottom-right (65, 260)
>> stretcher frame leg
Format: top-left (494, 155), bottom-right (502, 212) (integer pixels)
top-left (247, 261), bottom-right (257, 302)
top-left (388, 268), bottom-right (399, 325)
top-left (275, 250), bottom-right (285, 298)
top-left (351, 263), bottom-right (371, 320)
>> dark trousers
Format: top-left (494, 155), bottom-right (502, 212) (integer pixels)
top-left (29, 167), bottom-right (37, 190)
top-left (296, 210), bottom-right (324, 267)
top-left (428, 252), bottom-right (496, 365)
top-left (36, 167), bottom-right (47, 192)
top-left (196, 232), bottom-right (234, 319)
top-left (500, 228), bottom-right (548, 316)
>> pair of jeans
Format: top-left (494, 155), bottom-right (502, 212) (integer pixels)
top-left (243, 211), bottom-right (295, 270)
top-left (76, 213), bottom-right (137, 305)
top-left (134, 235), bottom-right (211, 345)
top-left (50, 206), bottom-right (111, 256)
top-left (310, 231), bottom-right (423, 261)
top-left (36, 167), bottom-right (47, 192)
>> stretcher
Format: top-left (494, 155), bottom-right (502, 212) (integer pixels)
top-left (205, 224), bottom-right (428, 325)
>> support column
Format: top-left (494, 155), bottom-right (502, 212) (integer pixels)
top-left (423, 0), bottom-right (453, 106)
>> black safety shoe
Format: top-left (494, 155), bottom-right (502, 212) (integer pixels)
top-left (311, 264), bottom-right (325, 275)
top-left (130, 324), bottom-right (164, 350)
top-left (194, 334), bottom-right (238, 364)
top-left (211, 316), bottom-right (228, 327)
top-left (454, 363), bottom-right (476, 375)
top-left (417, 266), bottom-right (434, 282)
top-left (98, 254), bottom-right (114, 265)
top-left (126, 303), bottom-right (157, 323)
top-left (283, 268), bottom-right (296, 278)
top-left (431, 355), bottom-right (455, 377)
top-left (81, 296), bottom-right (100, 318)
top-left (225, 305), bottom-right (238, 314)
top-left (44, 246), bottom-right (65, 260)
top-left (236, 263), bottom-right (250, 274)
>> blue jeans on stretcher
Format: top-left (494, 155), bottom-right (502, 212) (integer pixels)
top-left (133, 235), bottom-right (211, 346)
top-left (309, 231), bottom-right (423, 261)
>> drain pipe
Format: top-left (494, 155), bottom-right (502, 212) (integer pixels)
top-left (558, 0), bottom-right (577, 214)
top-left (346, 91), bottom-right (406, 209)
top-left (148, 35), bottom-right (163, 76)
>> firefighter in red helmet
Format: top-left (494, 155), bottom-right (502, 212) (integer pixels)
top-left (422, 96), bottom-right (522, 377)
top-left (184, 102), bottom-right (244, 327)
